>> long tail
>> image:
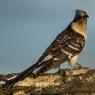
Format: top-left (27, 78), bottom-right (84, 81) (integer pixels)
top-left (2, 59), bottom-right (54, 89)
top-left (3, 53), bottom-right (68, 89)
top-left (3, 62), bottom-right (40, 89)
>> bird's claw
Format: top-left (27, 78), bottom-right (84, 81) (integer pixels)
top-left (73, 63), bottom-right (81, 70)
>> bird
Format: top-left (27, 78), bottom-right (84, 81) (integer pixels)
top-left (3, 9), bottom-right (89, 89)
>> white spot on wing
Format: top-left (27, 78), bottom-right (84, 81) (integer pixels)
top-left (40, 54), bottom-right (53, 63)
top-left (33, 65), bottom-right (43, 74)
top-left (57, 39), bottom-right (60, 42)
top-left (64, 36), bottom-right (66, 38)
top-left (72, 43), bottom-right (80, 47)
top-left (52, 48), bottom-right (56, 50)
top-left (0, 80), bottom-right (5, 84)
top-left (53, 58), bottom-right (60, 61)
top-left (7, 75), bottom-right (17, 80)
top-left (68, 45), bottom-right (79, 50)
top-left (61, 48), bottom-right (73, 58)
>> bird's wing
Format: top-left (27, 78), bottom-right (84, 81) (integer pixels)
top-left (36, 28), bottom-right (71, 64)
top-left (30, 29), bottom-right (71, 75)
top-left (32, 27), bottom-right (85, 75)
top-left (37, 26), bottom-right (85, 66)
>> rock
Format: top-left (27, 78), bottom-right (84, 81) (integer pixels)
top-left (0, 67), bottom-right (95, 95)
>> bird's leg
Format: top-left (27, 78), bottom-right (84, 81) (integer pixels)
top-left (58, 65), bottom-right (61, 72)
top-left (57, 64), bottom-right (66, 82)
top-left (73, 63), bottom-right (81, 70)
top-left (68, 55), bottom-right (81, 70)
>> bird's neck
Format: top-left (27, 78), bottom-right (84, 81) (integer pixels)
top-left (71, 18), bottom-right (87, 39)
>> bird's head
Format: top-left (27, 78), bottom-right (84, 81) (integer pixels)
top-left (74, 9), bottom-right (89, 22)
top-left (71, 10), bottom-right (88, 39)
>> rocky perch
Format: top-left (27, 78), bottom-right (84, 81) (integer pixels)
top-left (0, 67), bottom-right (95, 95)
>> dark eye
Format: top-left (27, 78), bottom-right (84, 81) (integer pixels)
top-left (77, 16), bottom-right (81, 20)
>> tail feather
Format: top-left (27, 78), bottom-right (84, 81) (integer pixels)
top-left (3, 54), bottom-right (68, 89)
top-left (3, 62), bottom-right (40, 89)
top-left (3, 61), bottom-right (51, 89)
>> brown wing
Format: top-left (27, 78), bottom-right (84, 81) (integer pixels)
top-left (36, 28), bottom-right (71, 63)
top-left (37, 26), bottom-right (85, 64)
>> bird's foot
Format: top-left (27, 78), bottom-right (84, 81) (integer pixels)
top-left (57, 68), bottom-right (66, 76)
top-left (69, 64), bottom-right (90, 75)
top-left (58, 70), bottom-right (66, 82)
top-left (73, 63), bottom-right (81, 70)
top-left (57, 65), bottom-right (61, 73)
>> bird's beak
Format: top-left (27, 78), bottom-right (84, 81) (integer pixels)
top-left (86, 14), bottom-right (89, 18)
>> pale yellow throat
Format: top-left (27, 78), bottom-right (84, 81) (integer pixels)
top-left (71, 19), bottom-right (87, 40)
